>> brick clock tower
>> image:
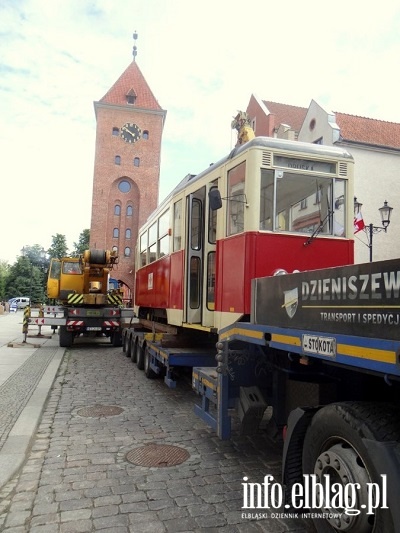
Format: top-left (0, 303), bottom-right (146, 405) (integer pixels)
top-left (90, 39), bottom-right (166, 302)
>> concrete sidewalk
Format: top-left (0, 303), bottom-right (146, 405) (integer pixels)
top-left (0, 312), bottom-right (64, 488)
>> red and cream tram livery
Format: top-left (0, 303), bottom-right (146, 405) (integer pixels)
top-left (135, 137), bottom-right (354, 333)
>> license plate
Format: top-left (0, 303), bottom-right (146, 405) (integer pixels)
top-left (86, 327), bottom-right (102, 331)
top-left (302, 335), bottom-right (336, 357)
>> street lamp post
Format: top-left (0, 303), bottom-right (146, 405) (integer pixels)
top-left (368, 201), bottom-right (393, 262)
top-left (354, 199), bottom-right (393, 262)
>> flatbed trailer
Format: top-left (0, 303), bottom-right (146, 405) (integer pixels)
top-left (122, 326), bottom-right (217, 387)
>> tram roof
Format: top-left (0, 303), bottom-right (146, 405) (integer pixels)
top-left (153, 136), bottom-right (353, 221)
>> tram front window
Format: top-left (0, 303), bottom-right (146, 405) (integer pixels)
top-left (260, 169), bottom-right (346, 236)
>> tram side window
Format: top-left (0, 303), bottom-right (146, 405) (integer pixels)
top-left (158, 209), bottom-right (170, 257)
top-left (206, 252), bottom-right (216, 310)
top-left (148, 222), bottom-right (157, 263)
top-left (260, 170), bottom-right (274, 230)
top-left (191, 199), bottom-right (202, 250)
top-left (173, 200), bottom-right (182, 251)
top-left (140, 233), bottom-right (147, 266)
top-left (189, 256), bottom-right (201, 308)
top-left (208, 186), bottom-right (217, 244)
top-left (227, 162), bottom-right (246, 236)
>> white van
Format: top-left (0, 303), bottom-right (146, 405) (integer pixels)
top-left (8, 297), bottom-right (30, 309)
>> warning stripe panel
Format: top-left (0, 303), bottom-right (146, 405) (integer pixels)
top-left (107, 294), bottom-right (122, 305)
top-left (68, 294), bottom-right (84, 304)
top-left (103, 320), bottom-right (120, 327)
top-left (67, 320), bottom-right (84, 326)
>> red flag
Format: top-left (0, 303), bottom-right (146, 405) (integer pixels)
top-left (354, 212), bottom-right (365, 233)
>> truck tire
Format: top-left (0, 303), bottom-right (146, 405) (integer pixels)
top-left (136, 343), bottom-right (145, 370)
top-left (112, 331), bottom-right (123, 347)
top-left (302, 402), bottom-right (400, 533)
top-left (59, 326), bottom-right (73, 348)
top-left (144, 346), bottom-right (156, 379)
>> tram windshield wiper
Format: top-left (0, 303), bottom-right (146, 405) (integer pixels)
top-left (304, 210), bottom-right (333, 246)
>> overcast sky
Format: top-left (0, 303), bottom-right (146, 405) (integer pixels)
top-left (1, 0), bottom-right (400, 264)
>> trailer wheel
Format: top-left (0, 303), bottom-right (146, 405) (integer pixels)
top-left (124, 335), bottom-right (132, 358)
top-left (144, 346), bottom-right (156, 379)
top-left (136, 343), bottom-right (145, 370)
top-left (302, 402), bottom-right (400, 533)
top-left (130, 338), bottom-right (138, 363)
top-left (59, 326), bottom-right (73, 348)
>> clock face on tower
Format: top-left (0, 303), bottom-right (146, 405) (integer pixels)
top-left (120, 123), bottom-right (141, 144)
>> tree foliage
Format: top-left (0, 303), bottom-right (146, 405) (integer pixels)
top-left (47, 234), bottom-right (68, 259)
top-left (21, 244), bottom-right (49, 269)
top-left (71, 229), bottom-right (90, 257)
top-left (4, 256), bottom-right (46, 303)
top-left (0, 260), bottom-right (10, 301)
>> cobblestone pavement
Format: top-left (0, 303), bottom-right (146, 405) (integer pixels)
top-left (0, 343), bottom-right (315, 532)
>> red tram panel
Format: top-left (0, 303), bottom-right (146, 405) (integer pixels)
top-left (215, 232), bottom-right (354, 315)
top-left (135, 250), bottom-right (185, 312)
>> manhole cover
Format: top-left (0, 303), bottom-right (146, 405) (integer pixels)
top-left (126, 444), bottom-right (190, 467)
top-left (77, 405), bottom-right (124, 417)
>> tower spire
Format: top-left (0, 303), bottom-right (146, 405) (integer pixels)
top-left (132, 31), bottom-right (138, 61)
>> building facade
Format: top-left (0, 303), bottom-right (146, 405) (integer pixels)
top-left (90, 60), bottom-right (166, 301)
top-left (247, 94), bottom-right (400, 263)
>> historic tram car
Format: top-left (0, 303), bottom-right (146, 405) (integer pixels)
top-left (135, 136), bottom-right (354, 333)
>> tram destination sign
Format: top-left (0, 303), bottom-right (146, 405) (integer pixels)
top-left (252, 258), bottom-right (400, 340)
top-left (274, 156), bottom-right (336, 174)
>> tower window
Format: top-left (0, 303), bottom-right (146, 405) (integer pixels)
top-left (126, 228), bottom-right (131, 239)
top-left (112, 127), bottom-right (119, 136)
top-left (118, 180), bottom-right (131, 193)
top-left (143, 130), bottom-right (149, 140)
top-left (134, 157), bottom-right (140, 167)
top-left (113, 228), bottom-right (119, 238)
top-left (114, 205), bottom-right (121, 216)
top-left (124, 247), bottom-right (131, 257)
top-left (127, 205), bottom-right (133, 216)
top-left (126, 88), bottom-right (137, 105)
top-left (115, 155), bottom-right (121, 165)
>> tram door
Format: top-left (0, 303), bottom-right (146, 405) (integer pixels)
top-left (186, 186), bottom-right (206, 324)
